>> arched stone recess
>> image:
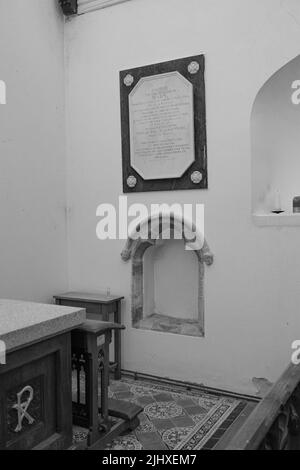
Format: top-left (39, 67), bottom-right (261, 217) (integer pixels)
top-left (121, 213), bottom-right (214, 337)
top-left (251, 54), bottom-right (300, 224)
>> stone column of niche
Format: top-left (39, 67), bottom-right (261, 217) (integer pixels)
top-left (130, 240), bottom-right (155, 327)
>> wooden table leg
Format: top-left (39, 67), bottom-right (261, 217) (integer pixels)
top-left (86, 336), bottom-right (100, 447)
top-left (101, 305), bottom-right (109, 321)
top-left (114, 300), bottom-right (122, 380)
top-left (100, 332), bottom-right (110, 424)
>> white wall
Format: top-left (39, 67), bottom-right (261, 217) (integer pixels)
top-left (143, 240), bottom-right (199, 320)
top-left (252, 55), bottom-right (300, 214)
top-left (65, 0), bottom-right (300, 394)
top-left (0, 0), bottom-right (68, 302)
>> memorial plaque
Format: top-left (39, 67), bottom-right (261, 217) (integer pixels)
top-left (120, 55), bottom-right (207, 192)
top-left (129, 72), bottom-right (195, 180)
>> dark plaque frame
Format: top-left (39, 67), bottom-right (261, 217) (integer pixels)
top-left (120, 55), bottom-right (207, 193)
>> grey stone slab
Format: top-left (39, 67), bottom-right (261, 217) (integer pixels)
top-left (0, 299), bottom-right (86, 352)
top-left (54, 291), bottom-right (124, 303)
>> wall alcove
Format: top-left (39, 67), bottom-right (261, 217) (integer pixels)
top-left (251, 54), bottom-right (300, 226)
top-left (121, 213), bottom-right (213, 337)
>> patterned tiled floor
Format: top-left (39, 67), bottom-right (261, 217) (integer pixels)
top-left (73, 376), bottom-right (248, 450)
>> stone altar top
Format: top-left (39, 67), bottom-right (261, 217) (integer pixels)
top-left (0, 299), bottom-right (86, 353)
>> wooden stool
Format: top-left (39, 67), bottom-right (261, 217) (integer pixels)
top-left (71, 320), bottom-right (143, 450)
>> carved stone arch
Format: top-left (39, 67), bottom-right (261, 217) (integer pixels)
top-left (121, 212), bottom-right (214, 337)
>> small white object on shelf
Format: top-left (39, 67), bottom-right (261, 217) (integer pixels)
top-left (272, 190), bottom-right (284, 214)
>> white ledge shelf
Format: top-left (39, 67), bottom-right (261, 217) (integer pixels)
top-left (253, 213), bottom-right (300, 227)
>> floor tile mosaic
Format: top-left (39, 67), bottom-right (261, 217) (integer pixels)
top-left (73, 376), bottom-right (250, 450)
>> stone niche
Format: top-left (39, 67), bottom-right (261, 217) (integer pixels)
top-left (121, 213), bottom-right (213, 337)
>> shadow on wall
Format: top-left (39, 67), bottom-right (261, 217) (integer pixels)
top-left (251, 54), bottom-right (300, 214)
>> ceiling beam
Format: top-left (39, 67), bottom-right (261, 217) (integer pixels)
top-left (78, 0), bottom-right (131, 15)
